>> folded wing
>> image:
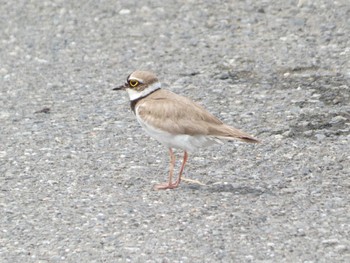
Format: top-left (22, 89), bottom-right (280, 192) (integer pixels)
top-left (137, 89), bottom-right (259, 143)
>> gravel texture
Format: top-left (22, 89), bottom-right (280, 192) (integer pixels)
top-left (1, 0), bottom-right (350, 262)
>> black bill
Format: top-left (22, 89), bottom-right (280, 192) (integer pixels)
top-left (113, 83), bottom-right (128, 91)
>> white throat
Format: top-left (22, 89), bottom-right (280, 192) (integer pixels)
top-left (127, 81), bottom-right (161, 101)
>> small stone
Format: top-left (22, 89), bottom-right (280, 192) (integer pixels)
top-left (335, 245), bottom-right (349, 253)
top-left (0, 68), bottom-right (8, 74)
top-left (303, 130), bottom-right (313, 137)
top-left (257, 8), bottom-right (265, 13)
top-left (274, 134), bottom-right (283, 140)
top-left (119, 9), bottom-right (131, 15)
top-left (97, 213), bottom-right (105, 220)
top-left (282, 130), bottom-right (292, 137)
top-left (315, 133), bottom-right (326, 141)
top-left (290, 18), bottom-right (305, 27)
top-left (330, 115), bottom-right (346, 124)
top-left (322, 239), bottom-right (339, 246)
top-left (300, 121), bottom-right (310, 127)
top-left (218, 73), bottom-right (229, 80)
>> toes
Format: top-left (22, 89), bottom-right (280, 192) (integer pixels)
top-left (153, 183), bottom-right (178, 190)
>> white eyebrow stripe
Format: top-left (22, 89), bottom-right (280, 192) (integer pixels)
top-left (128, 77), bottom-right (144, 83)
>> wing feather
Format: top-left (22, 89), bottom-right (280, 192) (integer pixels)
top-left (136, 89), bottom-right (259, 143)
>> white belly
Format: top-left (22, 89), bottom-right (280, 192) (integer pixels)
top-left (135, 112), bottom-right (220, 152)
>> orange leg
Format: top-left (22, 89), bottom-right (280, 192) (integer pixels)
top-left (153, 150), bottom-right (188, 190)
top-left (173, 151), bottom-right (188, 187)
top-left (154, 148), bottom-right (176, 190)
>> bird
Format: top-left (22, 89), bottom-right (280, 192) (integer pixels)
top-left (113, 71), bottom-right (259, 190)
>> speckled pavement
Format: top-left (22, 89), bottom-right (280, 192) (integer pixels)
top-left (1, 1), bottom-right (349, 262)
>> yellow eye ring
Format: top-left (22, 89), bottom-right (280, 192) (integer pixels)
top-left (129, 80), bottom-right (139, 87)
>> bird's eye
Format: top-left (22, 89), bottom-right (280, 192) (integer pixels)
top-left (129, 80), bottom-right (139, 87)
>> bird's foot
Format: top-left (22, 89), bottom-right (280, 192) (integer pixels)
top-left (153, 182), bottom-right (179, 190)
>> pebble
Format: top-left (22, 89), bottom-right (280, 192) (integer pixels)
top-left (330, 115), bottom-right (347, 124)
top-left (322, 239), bottom-right (339, 246)
top-left (119, 9), bottom-right (131, 15)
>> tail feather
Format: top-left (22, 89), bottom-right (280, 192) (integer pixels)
top-left (215, 135), bottom-right (260, 143)
top-left (211, 124), bottom-right (260, 143)
top-left (237, 135), bottom-right (260, 143)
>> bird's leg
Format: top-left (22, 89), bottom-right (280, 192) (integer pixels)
top-left (173, 151), bottom-right (188, 187)
top-left (168, 148), bottom-right (176, 185)
top-left (181, 150), bottom-right (205, 186)
top-left (153, 148), bottom-right (177, 190)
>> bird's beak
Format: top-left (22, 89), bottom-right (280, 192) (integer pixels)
top-left (113, 83), bottom-right (127, 91)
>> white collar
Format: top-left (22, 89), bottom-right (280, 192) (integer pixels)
top-left (127, 81), bottom-right (161, 101)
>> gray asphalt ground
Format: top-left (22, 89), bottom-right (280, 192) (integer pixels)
top-left (1, 0), bottom-right (349, 262)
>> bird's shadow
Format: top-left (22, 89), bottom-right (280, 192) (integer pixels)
top-left (185, 183), bottom-right (274, 196)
